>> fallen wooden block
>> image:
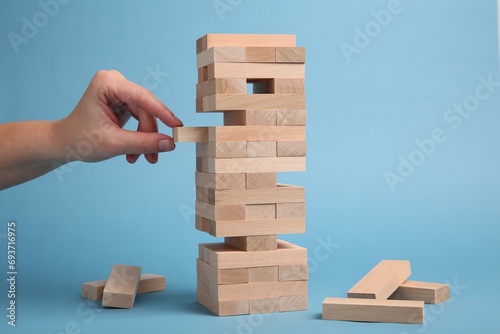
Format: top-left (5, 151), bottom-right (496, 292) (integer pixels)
top-left (347, 260), bottom-right (411, 299)
top-left (389, 280), bottom-right (450, 304)
top-left (322, 297), bottom-right (424, 324)
top-left (82, 274), bottom-right (166, 301)
top-left (102, 264), bottom-right (141, 308)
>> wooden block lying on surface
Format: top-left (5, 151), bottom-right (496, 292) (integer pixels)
top-left (197, 34), bottom-right (296, 54)
top-left (196, 142), bottom-right (247, 158)
top-left (322, 297), bottom-right (424, 324)
top-left (224, 110), bottom-right (277, 126)
top-left (83, 273), bottom-right (165, 299)
top-left (277, 110), bottom-right (307, 126)
top-left (173, 127), bottom-right (208, 143)
top-left (199, 94), bottom-right (306, 112)
top-left (246, 172), bottom-right (277, 189)
top-left (279, 264), bottom-right (308, 281)
top-left (209, 126), bottom-right (305, 142)
top-left (196, 78), bottom-right (246, 97)
top-left (200, 240), bottom-right (307, 269)
top-left (225, 235), bottom-right (278, 251)
top-left (201, 184), bottom-right (305, 205)
top-left (102, 264), bottom-right (141, 308)
top-left (198, 216), bottom-right (305, 237)
top-left (276, 47), bottom-right (306, 63)
top-left (347, 260), bottom-right (411, 300)
top-left (276, 202), bottom-right (306, 218)
top-left (196, 156), bottom-right (305, 173)
top-left (206, 62), bottom-right (304, 80)
top-left (195, 172), bottom-right (246, 189)
top-left (277, 141), bottom-right (307, 157)
top-left (248, 266), bottom-right (279, 282)
top-left (389, 280), bottom-right (450, 304)
top-left (197, 258), bottom-right (248, 285)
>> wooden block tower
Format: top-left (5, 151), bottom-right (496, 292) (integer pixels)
top-left (174, 33), bottom-right (307, 316)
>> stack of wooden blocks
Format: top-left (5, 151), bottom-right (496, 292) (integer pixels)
top-left (173, 33), bottom-right (308, 316)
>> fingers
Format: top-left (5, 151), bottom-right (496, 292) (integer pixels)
top-left (96, 70), bottom-right (184, 129)
top-left (110, 128), bottom-right (175, 159)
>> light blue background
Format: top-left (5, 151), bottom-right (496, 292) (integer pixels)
top-left (1, 0), bottom-right (499, 333)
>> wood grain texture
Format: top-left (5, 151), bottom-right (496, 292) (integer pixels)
top-left (246, 141), bottom-right (277, 158)
top-left (248, 266), bottom-right (279, 282)
top-left (196, 78), bottom-right (246, 98)
top-left (197, 258), bottom-right (248, 285)
top-left (208, 126), bottom-right (305, 142)
top-left (173, 127), bottom-right (208, 143)
top-left (196, 34), bottom-right (296, 53)
top-left (196, 141), bottom-right (247, 158)
top-left (277, 141), bottom-right (307, 157)
top-left (199, 93), bottom-right (306, 111)
top-left (273, 78), bottom-right (305, 94)
top-left (277, 110), bottom-right (307, 126)
top-left (197, 47), bottom-right (245, 68)
top-left (322, 297), bottom-right (424, 324)
top-left (279, 264), bottom-right (308, 281)
top-left (195, 172), bottom-right (246, 189)
top-left (389, 280), bottom-right (450, 304)
top-left (197, 216), bottom-right (305, 237)
top-left (197, 288), bottom-right (250, 316)
top-left (249, 297), bottom-right (280, 314)
top-left (207, 62), bottom-right (304, 80)
top-left (102, 264), bottom-right (141, 308)
top-left (246, 172), bottom-right (277, 189)
top-left (196, 156), bottom-right (305, 173)
top-left (200, 240), bottom-right (307, 269)
top-left (246, 204), bottom-right (276, 219)
top-left (280, 295), bottom-right (308, 312)
top-left (225, 235), bottom-right (278, 251)
top-left (275, 47), bottom-right (306, 63)
top-left (224, 110), bottom-right (277, 126)
top-left (276, 202), bottom-right (306, 218)
top-left (199, 184), bottom-right (305, 205)
top-left (216, 280), bottom-right (307, 301)
top-left (196, 201), bottom-right (246, 221)
top-left (347, 260), bottom-right (411, 300)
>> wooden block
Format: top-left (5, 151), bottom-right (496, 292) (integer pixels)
top-left (196, 156), bottom-right (305, 173)
top-left (200, 94), bottom-right (306, 111)
top-left (224, 110), bottom-right (277, 126)
top-left (196, 201), bottom-right (246, 221)
top-left (225, 235), bottom-right (278, 251)
top-left (200, 240), bottom-right (307, 269)
top-left (279, 264), bottom-right (308, 281)
top-left (197, 288), bottom-right (249, 316)
top-left (280, 295), bottom-right (308, 312)
top-left (197, 47), bottom-right (245, 68)
top-left (173, 127), bottom-right (208, 143)
top-left (277, 110), bottom-right (307, 126)
top-left (322, 297), bottom-right (424, 324)
top-left (198, 66), bottom-right (208, 83)
top-left (247, 141), bottom-right (276, 158)
top-left (276, 202), bottom-right (306, 218)
top-left (207, 63), bottom-right (304, 80)
top-left (389, 280), bottom-right (450, 304)
top-left (102, 264), bottom-right (141, 308)
top-left (209, 126), bottom-right (305, 142)
top-left (202, 184), bottom-right (305, 205)
top-left (248, 266), bottom-right (279, 282)
top-left (195, 172), bottom-right (246, 189)
top-left (273, 78), bottom-right (305, 94)
top-left (250, 297), bottom-right (280, 314)
top-left (245, 47), bottom-right (276, 62)
top-left (82, 274), bottom-right (165, 300)
top-left (198, 217), bottom-right (305, 237)
top-left (276, 47), bottom-right (306, 63)
top-left (217, 280), bottom-right (307, 301)
top-left (197, 258), bottom-right (248, 285)
top-left (197, 34), bottom-right (296, 53)
top-left (246, 172), bottom-right (277, 189)
top-left (347, 260), bottom-right (411, 300)
top-left (82, 280), bottom-right (107, 300)
top-left (196, 142), bottom-right (247, 158)
top-left (277, 141), bottom-right (306, 157)
top-left (196, 186), bottom-right (210, 202)
top-left (196, 78), bottom-right (246, 98)
top-left (246, 204), bottom-right (276, 219)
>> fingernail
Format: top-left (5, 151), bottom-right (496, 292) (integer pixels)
top-left (159, 139), bottom-right (175, 152)
top-left (172, 113), bottom-right (184, 126)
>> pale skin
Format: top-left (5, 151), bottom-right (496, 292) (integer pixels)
top-left (0, 70), bottom-right (183, 190)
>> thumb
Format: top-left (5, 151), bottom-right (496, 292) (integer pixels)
top-left (109, 129), bottom-right (175, 156)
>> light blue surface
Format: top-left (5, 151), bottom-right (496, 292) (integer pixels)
top-left (0, 0), bottom-right (499, 333)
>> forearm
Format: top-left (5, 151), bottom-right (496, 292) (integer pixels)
top-left (0, 121), bottom-right (66, 190)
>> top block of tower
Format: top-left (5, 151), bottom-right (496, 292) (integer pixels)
top-left (196, 34), bottom-right (306, 113)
